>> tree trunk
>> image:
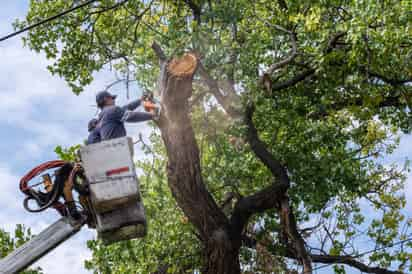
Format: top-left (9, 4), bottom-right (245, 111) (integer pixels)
top-left (155, 50), bottom-right (241, 273)
top-left (203, 229), bottom-right (241, 274)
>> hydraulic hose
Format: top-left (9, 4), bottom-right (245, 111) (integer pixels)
top-left (20, 160), bottom-right (68, 214)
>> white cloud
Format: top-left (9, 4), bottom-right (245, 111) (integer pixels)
top-left (0, 166), bottom-right (23, 210)
top-left (403, 174), bottom-right (412, 211)
top-left (33, 229), bottom-right (95, 274)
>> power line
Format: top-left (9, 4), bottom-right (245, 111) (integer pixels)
top-left (0, 0), bottom-right (99, 43)
top-left (308, 236), bottom-right (412, 273)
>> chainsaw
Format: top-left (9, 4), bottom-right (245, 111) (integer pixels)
top-left (142, 90), bottom-right (159, 114)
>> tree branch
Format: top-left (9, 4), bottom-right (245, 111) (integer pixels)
top-left (270, 68), bottom-right (315, 93)
top-left (151, 264), bottom-right (169, 274)
top-left (230, 179), bottom-right (288, 235)
top-left (241, 104), bottom-right (313, 273)
top-left (277, 0), bottom-right (288, 10)
top-left (265, 24), bottom-right (298, 75)
top-left (258, 23), bottom-right (298, 92)
top-left (152, 42), bottom-right (168, 94)
top-left (182, 0), bottom-right (202, 24)
top-left (247, 236), bottom-right (404, 274)
top-left (197, 63), bottom-right (243, 118)
top-left (189, 88), bottom-right (208, 109)
top-left (310, 254), bottom-right (404, 274)
top-left (279, 196), bottom-right (313, 273)
top-left (308, 93), bottom-right (407, 120)
top-left (151, 41), bottom-right (167, 62)
top-left (89, 0), bottom-right (129, 15)
top-left (244, 104), bottom-right (290, 183)
top-left (325, 31), bottom-right (347, 53)
top-left (368, 71), bottom-right (412, 86)
top-left (229, 107), bottom-right (290, 229)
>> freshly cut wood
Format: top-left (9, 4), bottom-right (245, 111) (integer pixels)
top-left (167, 53), bottom-right (198, 77)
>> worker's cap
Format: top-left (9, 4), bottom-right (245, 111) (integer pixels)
top-left (96, 90), bottom-right (117, 107)
top-left (88, 118), bottom-right (98, 132)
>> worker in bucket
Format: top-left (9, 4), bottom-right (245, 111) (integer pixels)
top-left (86, 118), bottom-right (101, 145)
top-left (95, 90), bottom-right (159, 141)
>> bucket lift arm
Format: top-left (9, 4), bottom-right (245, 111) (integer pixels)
top-left (1, 137), bottom-right (147, 273)
top-left (0, 217), bottom-right (84, 274)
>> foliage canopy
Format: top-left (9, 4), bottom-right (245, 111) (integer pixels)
top-left (11, 0), bottom-right (412, 273)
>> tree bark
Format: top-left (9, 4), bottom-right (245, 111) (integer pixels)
top-left (155, 49), bottom-right (240, 273)
top-left (203, 228), bottom-right (241, 274)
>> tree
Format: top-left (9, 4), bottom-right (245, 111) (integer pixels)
top-left (18, 0), bottom-right (412, 273)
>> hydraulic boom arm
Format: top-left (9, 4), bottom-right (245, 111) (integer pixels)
top-left (0, 217), bottom-right (84, 274)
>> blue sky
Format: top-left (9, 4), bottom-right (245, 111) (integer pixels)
top-left (0, 2), bottom-right (411, 274)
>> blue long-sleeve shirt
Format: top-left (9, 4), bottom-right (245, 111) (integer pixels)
top-left (86, 128), bottom-right (101, 145)
top-left (97, 99), bottom-right (153, 141)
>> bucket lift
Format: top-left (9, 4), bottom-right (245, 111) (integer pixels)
top-left (0, 137), bottom-right (146, 273)
top-left (80, 137), bottom-right (147, 244)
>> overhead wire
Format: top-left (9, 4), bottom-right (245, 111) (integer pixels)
top-left (0, 0), bottom-right (99, 43)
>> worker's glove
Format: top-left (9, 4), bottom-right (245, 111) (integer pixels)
top-left (143, 101), bottom-right (157, 112)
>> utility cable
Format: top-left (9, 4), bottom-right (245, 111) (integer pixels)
top-left (0, 0), bottom-right (99, 42)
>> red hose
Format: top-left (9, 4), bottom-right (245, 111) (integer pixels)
top-left (20, 160), bottom-right (70, 216)
top-left (19, 160), bottom-right (67, 194)
top-left (20, 160), bottom-right (86, 217)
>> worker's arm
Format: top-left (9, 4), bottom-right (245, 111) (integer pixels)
top-left (103, 106), bottom-right (152, 123)
top-left (121, 110), bottom-right (153, 122)
top-left (121, 99), bottom-right (142, 111)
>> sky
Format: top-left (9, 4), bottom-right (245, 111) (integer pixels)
top-left (0, 2), bottom-right (411, 274)
top-left (0, 2), bottom-right (152, 273)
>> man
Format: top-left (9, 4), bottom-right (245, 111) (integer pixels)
top-left (86, 118), bottom-right (100, 145)
top-left (96, 90), bottom-right (157, 141)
